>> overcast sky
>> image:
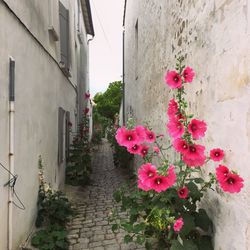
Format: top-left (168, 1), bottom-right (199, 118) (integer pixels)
top-left (89, 0), bottom-right (124, 97)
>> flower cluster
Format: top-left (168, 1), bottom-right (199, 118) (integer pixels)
top-left (113, 58), bottom-right (244, 247)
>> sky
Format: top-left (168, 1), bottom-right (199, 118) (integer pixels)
top-left (89, 0), bottom-right (125, 97)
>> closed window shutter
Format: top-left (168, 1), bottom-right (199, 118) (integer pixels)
top-left (58, 107), bottom-right (65, 164)
top-left (65, 111), bottom-right (70, 160)
top-left (59, 2), bottom-right (69, 68)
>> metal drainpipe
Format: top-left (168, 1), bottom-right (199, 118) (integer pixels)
top-left (122, 28), bottom-right (125, 125)
top-left (8, 57), bottom-right (15, 250)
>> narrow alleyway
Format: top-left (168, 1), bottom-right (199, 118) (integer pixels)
top-left (65, 139), bottom-right (145, 250)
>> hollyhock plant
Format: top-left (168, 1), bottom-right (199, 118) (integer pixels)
top-left (210, 148), bottom-right (224, 162)
top-left (164, 70), bottom-right (182, 89)
top-left (112, 57), bottom-right (245, 250)
top-left (85, 92), bottom-right (90, 99)
top-left (188, 119), bottom-right (207, 140)
top-left (182, 66), bottom-right (195, 82)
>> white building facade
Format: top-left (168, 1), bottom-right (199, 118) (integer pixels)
top-left (0, 0), bottom-right (94, 249)
top-left (123, 0), bottom-right (250, 249)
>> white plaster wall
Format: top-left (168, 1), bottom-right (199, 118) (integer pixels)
top-left (124, 0), bottom-right (250, 249)
top-left (0, 0), bottom-right (91, 249)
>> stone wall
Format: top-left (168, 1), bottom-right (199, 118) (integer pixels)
top-left (124, 0), bottom-right (250, 249)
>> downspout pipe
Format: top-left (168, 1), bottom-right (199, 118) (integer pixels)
top-left (122, 28), bottom-right (125, 125)
top-left (8, 57), bottom-right (15, 250)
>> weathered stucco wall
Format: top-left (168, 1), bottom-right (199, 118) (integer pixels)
top-left (0, 0), bottom-right (91, 249)
top-left (124, 0), bottom-right (250, 249)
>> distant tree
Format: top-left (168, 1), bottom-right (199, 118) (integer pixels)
top-left (93, 81), bottom-right (122, 121)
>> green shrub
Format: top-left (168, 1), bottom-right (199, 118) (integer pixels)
top-left (31, 225), bottom-right (69, 250)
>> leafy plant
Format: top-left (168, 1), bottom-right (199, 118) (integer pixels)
top-left (111, 57), bottom-right (244, 249)
top-left (31, 225), bottom-right (69, 250)
top-left (66, 113), bottom-right (92, 186)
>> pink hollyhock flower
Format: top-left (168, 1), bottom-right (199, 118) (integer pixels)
top-left (182, 66), bottom-right (195, 83)
top-left (164, 71), bottom-right (182, 89)
top-left (138, 163), bottom-right (157, 183)
top-left (139, 144), bottom-right (149, 158)
top-left (145, 129), bottom-right (156, 143)
top-left (188, 119), bottom-right (207, 140)
top-left (167, 118), bottom-right (185, 139)
top-left (85, 92), bottom-right (90, 99)
top-left (210, 148), bottom-right (224, 162)
top-left (153, 146), bottom-right (160, 155)
top-left (174, 218), bottom-right (184, 232)
top-left (127, 144), bottom-right (141, 155)
top-left (151, 175), bottom-right (170, 193)
top-left (165, 165), bottom-right (177, 188)
top-left (135, 125), bottom-right (146, 142)
top-left (215, 165), bottom-right (230, 182)
top-left (138, 179), bottom-right (151, 191)
top-left (219, 172), bottom-right (244, 193)
top-left (115, 127), bottom-right (139, 148)
top-left (167, 99), bottom-right (178, 118)
top-left (173, 138), bottom-right (189, 154)
top-left (84, 108), bottom-right (90, 114)
top-left (178, 187), bottom-right (189, 199)
top-left (182, 144), bottom-right (206, 167)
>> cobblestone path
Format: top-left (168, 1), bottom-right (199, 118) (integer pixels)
top-left (66, 139), bottom-right (145, 250)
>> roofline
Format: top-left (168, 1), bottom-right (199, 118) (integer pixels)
top-left (122, 0), bottom-right (127, 27)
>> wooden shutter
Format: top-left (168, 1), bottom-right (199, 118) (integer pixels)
top-left (58, 107), bottom-right (65, 164)
top-left (59, 2), bottom-right (69, 68)
top-left (65, 111), bottom-right (70, 160)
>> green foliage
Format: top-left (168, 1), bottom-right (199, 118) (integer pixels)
top-left (31, 225), bottom-right (69, 250)
top-left (66, 114), bottom-right (92, 186)
top-left (93, 81), bottom-right (122, 121)
top-left (32, 158), bottom-right (73, 250)
top-left (91, 130), bottom-right (102, 145)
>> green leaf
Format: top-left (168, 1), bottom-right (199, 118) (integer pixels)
top-left (193, 178), bottom-right (204, 184)
top-left (133, 223), bottom-right (146, 233)
top-left (180, 214), bottom-right (196, 236)
top-left (112, 224), bottom-right (119, 232)
top-left (194, 209), bottom-right (212, 231)
top-left (196, 236), bottom-right (213, 250)
top-left (124, 234), bottom-right (133, 243)
top-left (136, 235), bottom-right (145, 245)
top-left (113, 191), bottom-right (122, 202)
top-left (145, 241), bottom-right (152, 250)
top-left (121, 223), bottom-right (133, 233)
top-left (171, 240), bottom-right (198, 250)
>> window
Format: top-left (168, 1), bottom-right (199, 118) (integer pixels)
top-left (59, 1), bottom-right (70, 72)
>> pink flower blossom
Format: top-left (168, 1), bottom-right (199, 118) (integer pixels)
top-left (139, 144), bottom-right (149, 158)
top-left (127, 144), bottom-right (141, 155)
top-left (210, 148), bottom-right (224, 162)
top-left (138, 163), bottom-right (157, 183)
top-left (145, 129), bottom-right (156, 143)
top-left (153, 146), bottom-right (160, 155)
top-left (219, 172), bottom-right (244, 193)
top-left (167, 99), bottom-right (178, 119)
top-left (164, 71), bottom-right (182, 89)
top-left (84, 108), bottom-right (89, 114)
top-left (182, 66), bottom-right (195, 83)
top-left (182, 144), bottom-right (206, 167)
top-left (216, 165), bottom-right (229, 182)
top-left (115, 127), bottom-right (139, 148)
top-left (135, 125), bottom-right (146, 142)
top-left (174, 218), bottom-right (184, 232)
top-left (188, 119), bottom-right (207, 140)
top-left (178, 187), bottom-right (189, 199)
top-left (85, 92), bottom-right (90, 99)
top-left (173, 138), bottom-right (189, 154)
top-left (167, 118), bottom-right (185, 139)
top-left (165, 165), bottom-right (177, 188)
top-left (138, 179), bottom-right (151, 191)
top-left (151, 175), bottom-right (169, 193)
